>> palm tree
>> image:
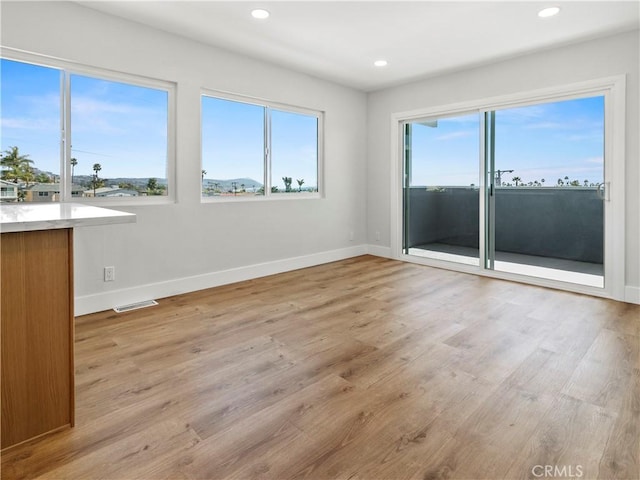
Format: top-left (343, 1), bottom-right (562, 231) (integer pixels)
top-left (22, 168), bottom-right (35, 187)
top-left (240, 183), bottom-right (245, 193)
top-left (92, 163), bottom-right (102, 197)
top-left (512, 176), bottom-right (521, 187)
top-left (35, 173), bottom-right (51, 183)
top-left (70, 157), bottom-right (78, 185)
top-left (282, 176), bottom-right (292, 192)
top-left (557, 178), bottom-right (564, 186)
top-left (213, 182), bottom-right (220, 194)
top-left (296, 178), bottom-right (305, 192)
top-left (147, 178), bottom-right (158, 194)
top-left (201, 169), bottom-right (206, 182)
top-left (1, 146), bottom-right (33, 183)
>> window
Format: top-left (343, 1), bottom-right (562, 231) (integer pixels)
top-left (201, 92), bottom-right (321, 199)
top-left (0, 60), bottom-right (61, 200)
top-left (271, 109), bottom-right (318, 194)
top-left (70, 74), bottom-right (170, 198)
top-left (0, 54), bottom-right (174, 203)
top-left (201, 97), bottom-right (265, 197)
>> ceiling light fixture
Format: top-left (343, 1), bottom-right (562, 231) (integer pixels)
top-left (251, 9), bottom-right (270, 19)
top-left (374, 60), bottom-right (388, 67)
top-left (538, 7), bottom-right (560, 18)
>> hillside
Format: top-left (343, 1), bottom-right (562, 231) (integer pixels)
top-left (202, 178), bottom-right (263, 191)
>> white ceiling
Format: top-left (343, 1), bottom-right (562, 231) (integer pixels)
top-left (77, 1), bottom-right (640, 92)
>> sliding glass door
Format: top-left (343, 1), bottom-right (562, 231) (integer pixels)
top-left (403, 94), bottom-right (606, 289)
top-left (486, 97), bottom-right (605, 287)
top-left (403, 114), bottom-right (480, 265)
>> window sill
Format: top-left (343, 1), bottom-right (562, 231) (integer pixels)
top-left (201, 193), bottom-right (322, 204)
top-left (67, 196), bottom-right (176, 207)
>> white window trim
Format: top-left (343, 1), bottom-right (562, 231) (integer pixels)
top-left (200, 88), bottom-right (324, 203)
top-left (1, 47), bottom-right (177, 206)
top-left (390, 76), bottom-right (626, 302)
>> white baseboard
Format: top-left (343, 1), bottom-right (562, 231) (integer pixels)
top-left (625, 285), bottom-right (640, 305)
top-left (75, 245), bottom-right (368, 316)
top-left (367, 244), bottom-right (393, 258)
top-left (75, 244), bottom-right (639, 316)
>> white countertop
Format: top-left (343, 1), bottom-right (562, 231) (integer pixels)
top-left (0, 203), bottom-right (136, 233)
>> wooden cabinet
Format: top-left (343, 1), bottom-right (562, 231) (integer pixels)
top-left (1, 228), bottom-right (74, 450)
top-left (1, 203), bottom-right (134, 450)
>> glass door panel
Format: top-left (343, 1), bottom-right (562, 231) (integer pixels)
top-left (403, 114), bottom-right (480, 265)
top-left (488, 96), bottom-right (605, 287)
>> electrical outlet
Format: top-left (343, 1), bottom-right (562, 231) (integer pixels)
top-left (104, 266), bottom-right (115, 282)
top-left (375, 231), bottom-right (381, 242)
top-left (349, 230), bottom-right (354, 241)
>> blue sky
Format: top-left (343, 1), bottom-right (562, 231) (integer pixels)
top-left (1, 58), bottom-right (318, 190)
top-left (1, 59), bottom-right (168, 180)
top-left (1, 60), bottom-right (61, 176)
top-left (408, 95), bottom-right (604, 186)
top-left (70, 74), bottom-right (168, 179)
top-left (201, 96), bottom-right (318, 190)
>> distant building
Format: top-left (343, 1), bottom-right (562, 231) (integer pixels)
top-left (25, 183), bottom-right (85, 202)
top-left (85, 186), bottom-right (139, 197)
top-left (0, 179), bottom-right (19, 202)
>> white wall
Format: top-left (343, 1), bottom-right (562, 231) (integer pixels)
top-left (1, 1), bottom-right (368, 314)
top-left (3, 3), bottom-right (639, 310)
top-left (367, 30), bottom-right (640, 303)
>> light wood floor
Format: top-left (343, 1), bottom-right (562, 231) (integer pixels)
top-left (2, 255), bottom-right (639, 480)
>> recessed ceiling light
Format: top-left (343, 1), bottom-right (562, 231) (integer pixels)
top-left (251, 9), bottom-right (270, 19)
top-left (374, 60), bottom-right (388, 67)
top-left (538, 7), bottom-right (560, 18)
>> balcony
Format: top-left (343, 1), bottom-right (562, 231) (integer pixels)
top-left (406, 186), bottom-right (603, 285)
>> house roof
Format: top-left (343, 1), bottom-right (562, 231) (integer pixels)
top-left (88, 186), bottom-right (122, 194)
top-left (27, 183), bottom-right (84, 192)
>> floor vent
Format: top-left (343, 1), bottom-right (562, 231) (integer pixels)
top-left (113, 300), bottom-right (158, 313)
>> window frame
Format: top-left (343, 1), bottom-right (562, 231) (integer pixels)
top-left (200, 88), bottom-right (324, 202)
top-left (1, 47), bottom-right (177, 205)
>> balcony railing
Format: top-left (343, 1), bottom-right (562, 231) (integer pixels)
top-left (406, 186), bottom-right (603, 265)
